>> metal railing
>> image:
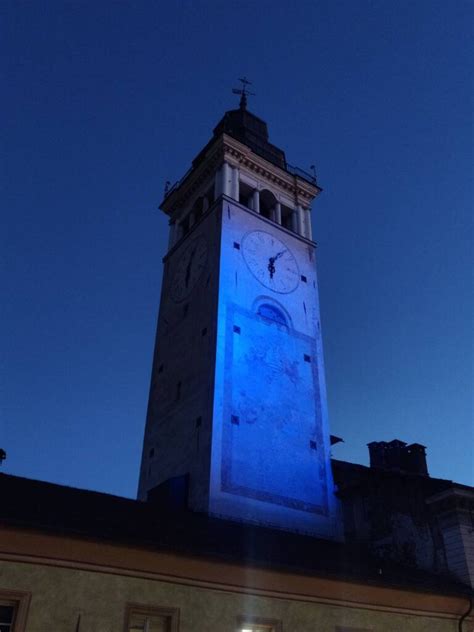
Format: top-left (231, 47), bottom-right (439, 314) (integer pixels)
top-left (286, 163), bottom-right (317, 185)
top-left (164, 165), bottom-right (193, 199)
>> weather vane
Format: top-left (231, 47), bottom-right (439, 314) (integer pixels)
top-left (232, 77), bottom-right (255, 110)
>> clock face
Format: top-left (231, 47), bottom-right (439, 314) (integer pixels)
top-left (242, 230), bottom-right (299, 293)
top-left (170, 236), bottom-right (208, 303)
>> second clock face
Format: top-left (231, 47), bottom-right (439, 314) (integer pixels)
top-left (170, 236), bottom-right (208, 303)
top-left (242, 230), bottom-right (299, 293)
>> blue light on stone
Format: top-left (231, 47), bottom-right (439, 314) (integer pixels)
top-left (209, 201), bottom-right (341, 539)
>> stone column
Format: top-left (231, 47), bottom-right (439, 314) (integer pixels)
top-left (231, 167), bottom-right (240, 201)
top-left (274, 202), bottom-right (282, 225)
top-left (222, 162), bottom-right (232, 197)
top-left (291, 208), bottom-right (298, 233)
top-left (305, 208), bottom-right (313, 240)
top-left (214, 166), bottom-right (223, 198)
top-left (252, 189), bottom-right (260, 214)
top-left (297, 205), bottom-right (305, 236)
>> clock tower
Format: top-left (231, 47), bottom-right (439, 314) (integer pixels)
top-left (138, 94), bottom-right (341, 539)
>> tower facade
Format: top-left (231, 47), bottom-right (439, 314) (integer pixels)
top-left (138, 102), bottom-right (341, 539)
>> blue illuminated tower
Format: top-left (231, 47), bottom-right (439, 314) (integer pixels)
top-left (138, 98), bottom-right (341, 539)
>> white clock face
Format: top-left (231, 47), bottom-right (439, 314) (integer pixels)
top-left (170, 236), bottom-right (208, 303)
top-left (242, 230), bottom-right (299, 293)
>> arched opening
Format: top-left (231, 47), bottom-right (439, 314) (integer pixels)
top-left (253, 297), bottom-right (292, 331)
top-left (257, 303), bottom-right (288, 327)
top-left (179, 214), bottom-right (190, 237)
top-left (190, 184), bottom-right (214, 225)
top-left (192, 196), bottom-right (205, 223)
top-left (260, 189), bottom-right (277, 220)
top-left (281, 204), bottom-right (294, 231)
top-left (239, 181), bottom-right (253, 209)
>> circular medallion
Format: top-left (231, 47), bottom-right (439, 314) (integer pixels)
top-left (242, 230), bottom-right (299, 293)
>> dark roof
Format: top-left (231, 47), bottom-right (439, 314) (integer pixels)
top-left (192, 107), bottom-right (287, 172)
top-left (213, 108), bottom-right (287, 169)
top-left (332, 458), bottom-right (470, 497)
top-left (0, 472), bottom-right (471, 597)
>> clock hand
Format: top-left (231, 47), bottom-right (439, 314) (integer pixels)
top-left (267, 250), bottom-right (287, 279)
top-left (267, 257), bottom-right (276, 279)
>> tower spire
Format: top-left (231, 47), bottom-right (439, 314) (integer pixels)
top-left (232, 76), bottom-right (255, 110)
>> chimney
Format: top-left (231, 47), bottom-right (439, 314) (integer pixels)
top-left (368, 440), bottom-right (429, 475)
top-left (367, 441), bottom-right (388, 469)
top-left (405, 443), bottom-right (428, 475)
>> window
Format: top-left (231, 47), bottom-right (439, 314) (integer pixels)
top-left (125, 604), bottom-right (179, 632)
top-left (0, 591), bottom-right (30, 632)
top-left (237, 617), bottom-right (281, 632)
top-left (0, 604), bottom-right (15, 632)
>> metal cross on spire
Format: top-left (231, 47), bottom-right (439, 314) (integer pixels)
top-left (232, 77), bottom-right (255, 110)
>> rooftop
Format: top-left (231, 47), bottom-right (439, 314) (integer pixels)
top-left (0, 471), bottom-right (471, 598)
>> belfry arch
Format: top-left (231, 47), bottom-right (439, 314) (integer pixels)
top-left (259, 188), bottom-right (277, 221)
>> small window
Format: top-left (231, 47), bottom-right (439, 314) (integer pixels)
top-left (0, 604), bottom-right (16, 632)
top-left (125, 603), bottom-right (179, 632)
top-left (237, 616), bottom-right (281, 632)
top-left (233, 325), bottom-right (241, 334)
top-left (233, 241), bottom-right (241, 250)
top-left (183, 304), bottom-right (189, 317)
top-left (231, 414), bottom-right (240, 425)
top-left (149, 447), bottom-right (155, 458)
top-left (176, 381), bottom-right (182, 401)
top-left (0, 591), bottom-right (30, 632)
top-left (158, 364), bottom-right (164, 373)
top-left (304, 354), bottom-right (311, 363)
top-left (310, 440), bottom-right (317, 450)
top-left (201, 327), bottom-right (207, 336)
top-left (195, 416), bottom-right (202, 428)
top-left (301, 274), bottom-right (307, 283)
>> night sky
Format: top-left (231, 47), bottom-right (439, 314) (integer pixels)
top-left (2, 1), bottom-right (472, 497)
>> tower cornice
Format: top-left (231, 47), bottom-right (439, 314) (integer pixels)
top-left (160, 134), bottom-right (321, 218)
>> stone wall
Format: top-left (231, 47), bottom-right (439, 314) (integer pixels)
top-left (0, 559), bottom-right (465, 632)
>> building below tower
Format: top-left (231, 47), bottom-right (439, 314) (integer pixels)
top-left (0, 439), bottom-right (473, 631)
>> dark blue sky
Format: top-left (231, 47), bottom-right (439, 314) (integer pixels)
top-left (2, 0), bottom-right (472, 496)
